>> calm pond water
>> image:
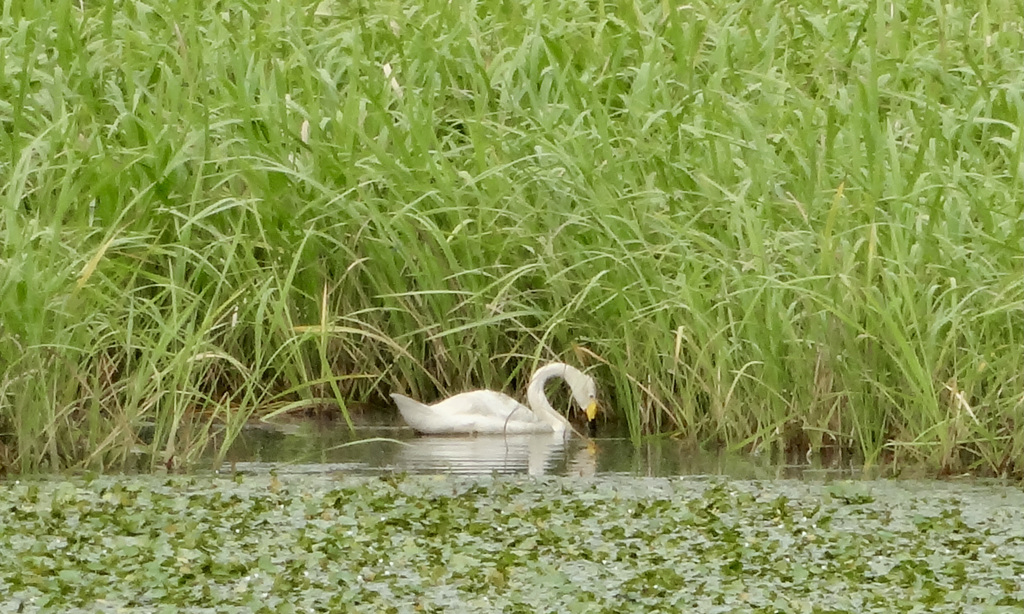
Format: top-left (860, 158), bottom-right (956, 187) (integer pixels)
top-left (220, 418), bottom-right (865, 479)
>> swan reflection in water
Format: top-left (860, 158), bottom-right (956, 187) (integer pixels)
top-left (394, 433), bottom-right (597, 476)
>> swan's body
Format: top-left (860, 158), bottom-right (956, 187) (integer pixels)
top-left (391, 362), bottom-right (598, 436)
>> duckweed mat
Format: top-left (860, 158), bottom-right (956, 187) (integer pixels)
top-left (2, 475), bottom-right (1022, 612)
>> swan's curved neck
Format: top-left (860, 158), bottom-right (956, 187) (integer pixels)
top-left (525, 363), bottom-right (579, 429)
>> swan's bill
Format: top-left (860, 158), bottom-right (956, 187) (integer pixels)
top-left (585, 400), bottom-right (598, 421)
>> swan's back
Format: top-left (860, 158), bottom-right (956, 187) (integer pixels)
top-left (391, 391), bottom-right (560, 435)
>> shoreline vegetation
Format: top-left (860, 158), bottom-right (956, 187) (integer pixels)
top-left (1, 0), bottom-right (1021, 476)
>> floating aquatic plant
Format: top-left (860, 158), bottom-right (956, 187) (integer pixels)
top-left (1, 475), bottom-right (1021, 611)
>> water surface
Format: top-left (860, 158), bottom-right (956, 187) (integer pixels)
top-left (221, 419), bottom-right (865, 479)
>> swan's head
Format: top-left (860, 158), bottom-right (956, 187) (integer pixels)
top-left (563, 367), bottom-right (599, 423)
top-left (529, 362), bottom-right (600, 427)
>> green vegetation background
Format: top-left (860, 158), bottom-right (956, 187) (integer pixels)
top-left (1, 0), bottom-right (1021, 475)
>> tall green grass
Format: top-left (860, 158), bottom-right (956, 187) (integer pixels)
top-left (1, 0), bottom-right (1021, 475)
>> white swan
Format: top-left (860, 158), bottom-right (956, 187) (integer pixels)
top-left (391, 362), bottom-right (598, 436)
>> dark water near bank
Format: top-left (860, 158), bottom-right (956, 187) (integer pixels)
top-left (220, 418), bottom-right (866, 479)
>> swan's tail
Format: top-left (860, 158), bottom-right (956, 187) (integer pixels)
top-left (390, 393), bottom-right (418, 413)
top-left (391, 393), bottom-right (434, 433)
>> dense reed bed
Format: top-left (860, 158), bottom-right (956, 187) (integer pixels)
top-left (1, 0), bottom-right (1021, 475)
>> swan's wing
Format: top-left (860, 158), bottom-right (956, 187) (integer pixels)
top-left (430, 390), bottom-right (543, 427)
top-left (394, 390), bottom-right (550, 434)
